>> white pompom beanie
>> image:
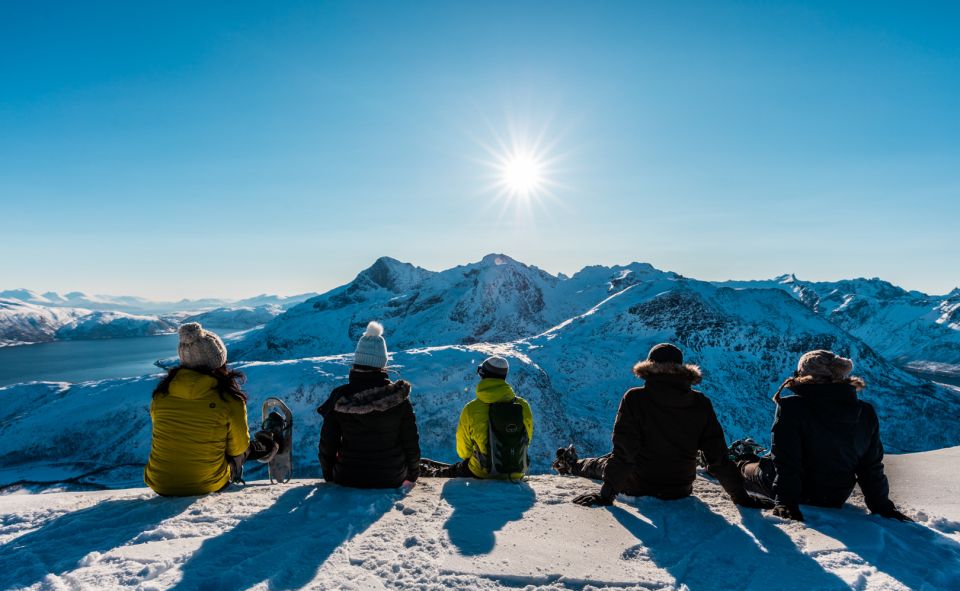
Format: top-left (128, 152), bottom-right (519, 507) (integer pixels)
top-left (354, 321), bottom-right (388, 368)
top-left (178, 322), bottom-right (228, 371)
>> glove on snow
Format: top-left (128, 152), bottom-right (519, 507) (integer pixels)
top-left (772, 504), bottom-right (805, 522)
top-left (876, 507), bottom-right (913, 522)
top-left (733, 493), bottom-right (775, 510)
top-left (572, 492), bottom-right (613, 507)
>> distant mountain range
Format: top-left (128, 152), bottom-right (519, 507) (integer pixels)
top-left (0, 290), bottom-right (316, 346)
top-left (2, 255), bottom-right (956, 483)
top-left (233, 255), bottom-right (960, 378)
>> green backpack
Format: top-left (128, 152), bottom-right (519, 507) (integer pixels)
top-left (485, 399), bottom-right (529, 477)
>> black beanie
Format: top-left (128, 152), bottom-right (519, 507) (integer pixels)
top-left (647, 343), bottom-right (683, 365)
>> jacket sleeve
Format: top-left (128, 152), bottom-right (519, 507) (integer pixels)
top-left (770, 400), bottom-right (803, 507)
top-left (699, 398), bottom-right (749, 500)
top-left (456, 406), bottom-right (472, 460)
top-left (600, 392), bottom-right (643, 500)
top-left (521, 399), bottom-right (534, 442)
top-left (318, 413), bottom-right (341, 482)
top-left (225, 399), bottom-right (251, 458)
top-left (855, 404), bottom-right (895, 513)
top-left (400, 401), bottom-right (422, 482)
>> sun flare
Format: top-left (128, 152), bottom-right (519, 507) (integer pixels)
top-left (501, 151), bottom-right (545, 198)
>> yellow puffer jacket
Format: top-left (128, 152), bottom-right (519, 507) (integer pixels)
top-left (144, 369), bottom-right (250, 496)
top-left (456, 378), bottom-right (534, 479)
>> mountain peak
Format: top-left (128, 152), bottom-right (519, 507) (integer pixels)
top-left (775, 273), bottom-right (800, 284)
top-left (354, 257), bottom-right (431, 292)
top-left (480, 253), bottom-right (519, 267)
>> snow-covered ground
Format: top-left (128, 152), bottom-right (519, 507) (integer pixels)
top-left (2, 449), bottom-right (959, 591)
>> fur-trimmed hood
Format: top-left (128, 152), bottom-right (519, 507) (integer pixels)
top-left (334, 380), bottom-right (412, 414)
top-left (632, 360), bottom-right (703, 385)
top-left (787, 375), bottom-right (866, 391)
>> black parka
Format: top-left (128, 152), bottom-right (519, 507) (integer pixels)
top-left (318, 368), bottom-right (421, 489)
top-left (771, 381), bottom-right (894, 513)
top-left (600, 365), bottom-right (747, 501)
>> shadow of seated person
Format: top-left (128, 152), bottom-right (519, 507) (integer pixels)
top-left (170, 483), bottom-right (400, 591)
top-left (799, 504), bottom-right (960, 590)
top-left (609, 495), bottom-right (849, 591)
top-left (442, 479), bottom-right (536, 556)
top-left (0, 496), bottom-right (195, 590)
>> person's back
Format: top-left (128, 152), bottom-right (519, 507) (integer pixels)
top-left (739, 349), bottom-right (909, 522)
top-left (559, 344), bottom-right (760, 508)
top-left (144, 323), bottom-right (283, 497)
top-left (619, 380), bottom-right (723, 497)
top-left (319, 368), bottom-right (419, 488)
top-left (318, 322), bottom-right (421, 489)
top-left (773, 381), bottom-right (889, 510)
top-left (457, 372), bottom-right (534, 480)
top-left (145, 368), bottom-right (248, 496)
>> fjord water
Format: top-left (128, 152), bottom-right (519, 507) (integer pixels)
top-left (0, 335), bottom-right (179, 387)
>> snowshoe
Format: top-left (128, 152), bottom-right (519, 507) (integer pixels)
top-left (727, 438), bottom-right (768, 463)
top-left (551, 444), bottom-right (578, 475)
top-left (261, 398), bottom-right (294, 484)
top-left (252, 430), bottom-right (280, 465)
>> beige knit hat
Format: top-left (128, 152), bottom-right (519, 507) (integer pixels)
top-left (178, 322), bottom-right (227, 371)
top-left (796, 349), bottom-right (854, 381)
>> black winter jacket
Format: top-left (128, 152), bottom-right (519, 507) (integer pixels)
top-left (318, 368), bottom-right (421, 489)
top-left (600, 373), bottom-right (748, 502)
top-left (771, 381), bottom-right (894, 513)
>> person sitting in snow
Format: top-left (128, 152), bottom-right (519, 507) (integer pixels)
top-left (419, 356), bottom-right (534, 479)
top-left (144, 323), bottom-right (284, 496)
top-left (737, 350), bottom-right (911, 522)
top-left (554, 343), bottom-right (768, 508)
top-left (317, 321), bottom-right (421, 489)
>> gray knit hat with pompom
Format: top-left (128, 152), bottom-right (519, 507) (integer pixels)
top-left (354, 321), bottom-right (388, 368)
top-left (178, 322), bottom-right (228, 371)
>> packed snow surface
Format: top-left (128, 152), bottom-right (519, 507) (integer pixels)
top-left (2, 451), bottom-right (959, 591)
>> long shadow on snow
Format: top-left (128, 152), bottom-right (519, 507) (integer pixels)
top-left (442, 479), bottom-right (536, 556)
top-left (801, 505), bottom-right (960, 589)
top-left (610, 496), bottom-right (849, 591)
top-left (170, 483), bottom-right (398, 591)
top-left (0, 496), bottom-right (195, 590)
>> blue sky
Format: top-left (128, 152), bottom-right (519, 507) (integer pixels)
top-left (1, 1), bottom-right (957, 299)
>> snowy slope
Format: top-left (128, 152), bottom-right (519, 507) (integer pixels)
top-left (717, 275), bottom-right (960, 374)
top-left (2, 455), bottom-right (959, 591)
top-left (2, 316), bottom-right (958, 490)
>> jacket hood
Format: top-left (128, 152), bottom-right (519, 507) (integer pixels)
top-left (787, 375), bottom-right (866, 391)
top-left (334, 380), bottom-right (412, 415)
top-left (476, 378), bottom-right (516, 404)
top-left (168, 369), bottom-right (218, 400)
top-left (787, 381), bottom-right (862, 424)
top-left (633, 360), bottom-right (703, 385)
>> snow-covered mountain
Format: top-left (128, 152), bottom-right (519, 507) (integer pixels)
top-left (0, 289), bottom-right (317, 315)
top-left (0, 299), bottom-right (176, 346)
top-left (232, 254), bottom-right (676, 359)
top-left (178, 305), bottom-right (283, 330)
top-left (0, 291), bottom-right (314, 346)
top-left (716, 275), bottom-right (960, 375)
top-left (2, 255), bottom-right (958, 489)
top-left (3, 269), bottom-right (959, 488)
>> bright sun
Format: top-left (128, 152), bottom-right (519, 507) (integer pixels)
top-left (501, 151), bottom-right (544, 198)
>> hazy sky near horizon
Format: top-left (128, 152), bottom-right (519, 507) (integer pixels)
top-left (1, 1), bottom-right (958, 299)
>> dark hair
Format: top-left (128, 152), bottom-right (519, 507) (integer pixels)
top-left (153, 365), bottom-right (249, 403)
